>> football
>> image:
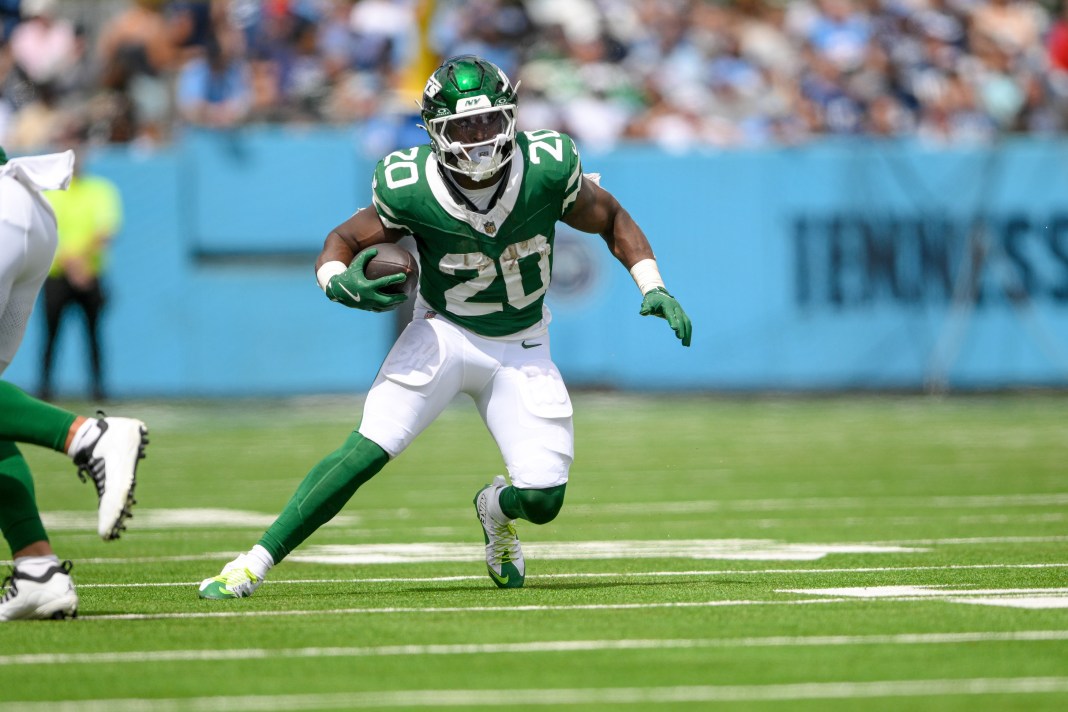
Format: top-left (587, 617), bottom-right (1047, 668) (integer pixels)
top-left (357, 243), bottom-right (419, 299)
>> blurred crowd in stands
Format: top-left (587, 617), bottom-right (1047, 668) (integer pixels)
top-left (1, 0), bottom-right (1067, 155)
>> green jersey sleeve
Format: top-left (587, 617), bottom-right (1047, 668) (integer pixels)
top-left (560, 133), bottom-right (584, 218)
top-left (515, 130), bottom-right (584, 220)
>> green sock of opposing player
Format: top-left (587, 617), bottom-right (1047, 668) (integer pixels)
top-left (0, 440), bottom-right (49, 553)
top-left (0, 382), bottom-right (75, 451)
top-left (257, 432), bottom-right (389, 564)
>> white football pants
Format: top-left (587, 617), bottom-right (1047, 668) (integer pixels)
top-left (358, 312), bottom-right (574, 489)
top-left (0, 177), bottom-right (58, 376)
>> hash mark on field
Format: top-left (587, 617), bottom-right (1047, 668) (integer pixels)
top-left (10, 678), bottom-right (1068, 710)
top-left (4, 631), bottom-right (1068, 666)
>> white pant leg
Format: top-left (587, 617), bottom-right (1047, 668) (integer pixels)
top-left (358, 316), bottom-right (496, 457)
top-left (474, 338), bottom-right (574, 490)
top-left (0, 214), bottom-right (55, 376)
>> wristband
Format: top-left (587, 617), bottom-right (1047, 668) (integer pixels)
top-left (629, 258), bottom-right (666, 295)
top-left (316, 261), bottom-right (347, 292)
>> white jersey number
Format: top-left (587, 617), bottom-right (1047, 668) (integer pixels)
top-left (525, 129), bottom-right (563, 165)
top-left (440, 234), bottom-right (551, 316)
top-left (383, 147), bottom-right (420, 189)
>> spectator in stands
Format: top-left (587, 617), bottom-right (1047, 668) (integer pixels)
top-left (806, 0), bottom-right (873, 72)
top-left (96, 0), bottom-right (181, 143)
top-left (176, 27), bottom-right (250, 128)
top-left (348, 0), bottom-right (415, 73)
top-left (0, 0), bottom-right (1064, 149)
top-left (1050, 0), bottom-right (1068, 68)
top-left (2, 78), bottom-right (65, 152)
top-left (970, 0), bottom-right (1046, 57)
top-left (0, 0), bottom-right (20, 41)
top-left (8, 0), bottom-right (77, 87)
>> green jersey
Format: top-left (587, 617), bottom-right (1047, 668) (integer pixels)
top-left (371, 130), bottom-right (583, 337)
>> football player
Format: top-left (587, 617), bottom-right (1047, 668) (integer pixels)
top-left (199, 55), bottom-right (691, 597)
top-left (0, 145), bottom-right (148, 621)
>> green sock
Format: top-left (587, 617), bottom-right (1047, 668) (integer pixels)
top-left (0, 381), bottom-right (76, 452)
top-left (499, 483), bottom-right (567, 524)
top-left (258, 432), bottom-right (389, 563)
top-left (0, 440), bottom-right (48, 553)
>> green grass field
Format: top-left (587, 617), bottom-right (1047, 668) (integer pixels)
top-left (4, 393), bottom-right (1068, 710)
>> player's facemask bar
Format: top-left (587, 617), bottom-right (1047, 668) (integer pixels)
top-left (429, 105), bottom-right (517, 182)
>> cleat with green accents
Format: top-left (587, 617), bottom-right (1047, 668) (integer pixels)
top-left (197, 556), bottom-right (262, 599)
top-left (474, 475), bottom-right (525, 589)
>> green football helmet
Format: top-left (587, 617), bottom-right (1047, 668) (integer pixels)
top-left (420, 55), bottom-right (518, 182)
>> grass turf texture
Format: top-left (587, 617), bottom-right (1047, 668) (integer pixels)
top-left (3, 393), bottom-right (1068, 710)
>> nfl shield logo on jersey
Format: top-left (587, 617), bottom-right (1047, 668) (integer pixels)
top-left (484, 221), bottom-right (496, 235)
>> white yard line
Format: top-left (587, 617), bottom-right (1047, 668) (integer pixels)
top-left (34, 494), bottom-right (1068, 534)
top-left (8, 533), bottom-right (1066, 570)
top-left (567, 493), bottom-right (1068, 515)
top-left (72, 585), bottom-right (1068, 620)
top-left (6, 535), bottom-right (1067, 568)
top-left (69, 562), bottom-right (1068, 589)
top-left (781, 585), bottom-right (1068, 610)
top-left (870, 535), bottom-right (1068, 546)
top-left (10, 678), bottom-right (1068, 711)
top-left (4, 631), bottom-right (1068, 667)
top-left (79, 598), bottom-right (853, 621)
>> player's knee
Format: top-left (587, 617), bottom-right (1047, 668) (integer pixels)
top-left (331, 432), bottom-right (390, 479)
top-left (513, 484), bottom-right (566, 524)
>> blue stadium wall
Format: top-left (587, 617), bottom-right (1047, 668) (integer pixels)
top-left (7, 128), bottom-right (1068, 397)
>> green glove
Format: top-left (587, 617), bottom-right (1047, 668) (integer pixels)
top-left (639, 287), bottom-right (692, 347)
top-left (325, 248), bottom-right (408, 312)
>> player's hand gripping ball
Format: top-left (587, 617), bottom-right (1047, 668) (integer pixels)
top-left (325, 243), bottom-right (418, 312)
top-left (359, 243), bottom-right (418, 299)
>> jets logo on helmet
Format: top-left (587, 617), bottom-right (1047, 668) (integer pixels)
top-left (419, 55), bottom-right (519, 183)
top-left (424, 75), bottom-right (442, 99)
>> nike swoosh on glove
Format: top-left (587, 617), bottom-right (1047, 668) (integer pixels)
top-left (325, 248), bottom-right (409, 312)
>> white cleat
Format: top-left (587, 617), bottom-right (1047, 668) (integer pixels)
top-left (198, 556), bottom-right (263, 600)
top-left (474, 475), bottom-right (525, 589)
top-left (0, 561), bottom-right (78, 621)
top-left (74, 416), bottom-right (149, 541)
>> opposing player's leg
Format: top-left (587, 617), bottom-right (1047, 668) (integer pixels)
top-left (473, 342), bottom-right (574, 588)
top-left (0, 383), bottom-right (148, 541)
top-left (0, 441), bottom-right (79, 621)
top-left (1, 226), bottom-right (147, 543)
top-left (200, 317), bottom-right (464, 600)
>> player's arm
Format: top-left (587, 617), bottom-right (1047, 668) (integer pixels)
top-left (314, 207), bottom-right (409, 312)
top-left (563, 180), bottom-right (692, 347)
